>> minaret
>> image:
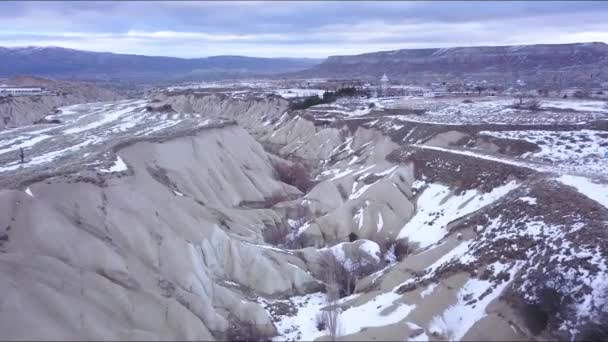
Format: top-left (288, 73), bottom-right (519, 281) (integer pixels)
top-left (380, 73), bottom-right (389, 88)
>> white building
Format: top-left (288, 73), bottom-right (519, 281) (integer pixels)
top-left (0, 86), bottom-right (44, 96)
top-left (380, 74), bottom-right (389, 88)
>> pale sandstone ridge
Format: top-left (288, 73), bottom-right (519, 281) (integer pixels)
top-left (0, 126), bottom-right (321, 340)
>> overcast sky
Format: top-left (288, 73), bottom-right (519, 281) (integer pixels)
top-left (1, 1), bottom-right (607, 58)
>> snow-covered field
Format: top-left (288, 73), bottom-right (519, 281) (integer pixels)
top-left (542, 100), bottom-right (608, 113)
top-left (558, 174), bottom-right (608, 209)
top-left (273, 88), bottom-right (326, 98)
top-left (0, 99), bottom-right (223, 185)
top-left (398, 181), bottom-right (519, 249)
top-left (480, 129), bottom-right (608, 176)
top-left (386, 97), bottom-right (607, 125)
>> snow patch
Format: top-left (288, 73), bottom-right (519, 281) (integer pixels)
top-left (398, 181), bottom-right (518, 248)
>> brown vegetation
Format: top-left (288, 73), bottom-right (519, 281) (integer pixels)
top-left (273, 161), bottom-right (314, 193)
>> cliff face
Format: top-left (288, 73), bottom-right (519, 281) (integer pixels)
top-left (301, 42), bottom-right (608, 85)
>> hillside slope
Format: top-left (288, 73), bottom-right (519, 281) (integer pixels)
top-left (298, 42), bottom-right (608, 86)
top-left (0, 47), bottom-right (322, 81)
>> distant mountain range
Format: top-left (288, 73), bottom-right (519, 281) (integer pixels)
top-left (296, 42), bottom-right (608, 87)
top-left (2, 43), bottom-right (608, 88)
top-left (0, 46), bottom-right (322, 82)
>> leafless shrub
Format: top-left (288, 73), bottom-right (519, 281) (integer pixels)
top-left (462, 99), bottom-right (474, 104)
top-left (573, 90), bottom-right (590, 99)
top-left (323, 297), bottom-right (341, 340)
top-left (511, 98), bottom-right (542, 111)
top-left (521, 287), bottom-right (562, 335)
top-left (225, 320), bottom-right (267, 342)
top-left (273, 161), bottom-right (314, 193)
top-left (578, 312), bottom-right (608, 341)
top-left (263, 191), bottom-right (290, 208)
top-left (392, 240), bottom-right (410, 262)
top-left (319, 245), bottom-right (383, 298)
top-left (321, 262), bottom-right (342, 340)
top-left (314, 312), bottom-right (326, 331)
top-left (368, 233), bottom-right (410, 263)
top-left (320, 251), bottom-right (354, 298)
top-left (263, 224), bottom-right (290, 246)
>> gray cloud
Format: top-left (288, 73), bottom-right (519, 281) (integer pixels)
top-left (0, 1), bottom-right (607, 57)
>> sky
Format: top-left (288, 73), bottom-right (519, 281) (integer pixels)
top-left (0, 1), bottom-right (607, 58)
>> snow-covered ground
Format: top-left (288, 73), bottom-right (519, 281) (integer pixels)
top-left (273, 88), bottom-right (326, 98)
top-left (385, 97), bottom-right (607, 125)
top-left (542, 100), bottom-right (608, 113)
top-left (257, 292), bottom-right (329, 341)
top-left (398, 181), bottom-right (519, 249)
top-left (480, 129), bottom-right (608, 176)
top-left (306, 97), bottom-right (390, 117)
top-left (339, 290), bottom-right (416, 336)
top-left (558, 174), bottom-right (608, 209)
top-left (429, 262), bottom-right (522, 340)
top-left (0, 99), bottom-right (224, 185)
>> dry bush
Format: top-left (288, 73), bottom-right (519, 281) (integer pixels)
top-left (225, 320), bottom-right (267, 342)
top-left (573, 90), bottom-right (589, 99)
top-left (578, 313), bottom-right (608, 341)
top-left (273, 161), bottom-right (314, 193)
top-left (392, 240), bottom-right (410, 262)
top-left (320, 251), bottom-right (354, 298)
top-left (323, 298), bottom-right (341, 340)
top-left (521, 287), bottom-right (562, 335)
top-left (319, 247), bottom-right (383, 298)
top-left (322, 260), bottom-right (342, 340)
top-left (368, 233), bottom-right (410, 263)
top-left (315, 312), bottom-right (326, 331)
top-left (462, 99), bottom-right (474, 104)
top-left (512, 98), bottom-right (542, 111)
top-left (263, 191), bottom-right (290, 208)
top-left (263, 225), bottom-right (290, 246)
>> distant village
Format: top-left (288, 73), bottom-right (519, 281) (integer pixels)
top-left (0, 85), bottom-right (48, 97)
top-left (281, 73), bottom-right (608, 101)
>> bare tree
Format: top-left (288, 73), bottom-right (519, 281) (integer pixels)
top-left (322, 256), bottom-right (342, 340)
top-left (324, 293), bottom-right (341, 340)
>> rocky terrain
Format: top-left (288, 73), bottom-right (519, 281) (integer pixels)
top-left (297, 42), bottom-right (608, 86)
top-left (0, 87), bottom-right (607, 341)
top-left (0, 76), bottom-right (121, 129)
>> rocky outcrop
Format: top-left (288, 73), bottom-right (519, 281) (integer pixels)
top-left (0, 125), bottom-right (321, 340)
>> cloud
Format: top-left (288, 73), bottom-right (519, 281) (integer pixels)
top-left (0, 1), bottom-right (607, 57)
